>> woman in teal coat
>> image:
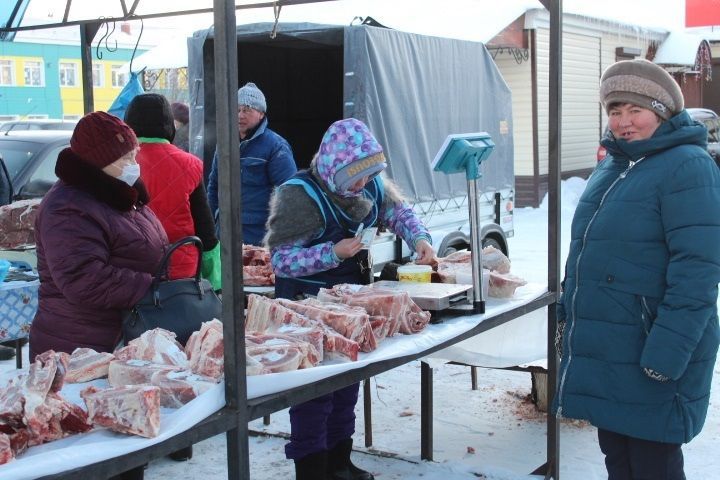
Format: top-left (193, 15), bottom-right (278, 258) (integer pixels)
top-left (554, 59), bottom-right (720, 480)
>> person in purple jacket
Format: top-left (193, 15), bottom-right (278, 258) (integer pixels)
top-left (264, 118), bottom-right (435, 480)
top-left (29, 111), bottom-right (167, 364)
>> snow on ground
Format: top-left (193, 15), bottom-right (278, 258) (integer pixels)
top-left (3, 177), bottom-right (719, 479)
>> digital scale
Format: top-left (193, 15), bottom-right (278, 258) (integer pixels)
top-left (431, 132), bottom-right (496, 314)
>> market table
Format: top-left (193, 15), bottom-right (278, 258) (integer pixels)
top-left (0, 283), bottom-right (553, 480)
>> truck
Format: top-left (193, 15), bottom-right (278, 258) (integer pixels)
top-left (187, 22), bottom-right (515, 271)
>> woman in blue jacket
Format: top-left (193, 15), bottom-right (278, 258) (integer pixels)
top-left (554, 59), bottom-right (720, 480)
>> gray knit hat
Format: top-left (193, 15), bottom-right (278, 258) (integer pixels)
top-left (237, 82), bottom-right (266, 113)
top-left (600, 59), bottom-right (684, 120)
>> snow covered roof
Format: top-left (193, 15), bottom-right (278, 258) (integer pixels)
top-left (654, 31), bottom-right (712, 66)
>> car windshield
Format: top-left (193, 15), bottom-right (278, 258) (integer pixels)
top-left (0, 140), bottom-right (44, 182)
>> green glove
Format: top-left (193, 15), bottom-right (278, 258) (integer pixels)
top-left (201, 242), bottom-right (222, 291)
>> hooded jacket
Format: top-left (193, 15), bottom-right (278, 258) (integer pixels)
top-left (29, 148), bottom-right (167, 358)
top-left (554, 110), bottom-right (720, 444)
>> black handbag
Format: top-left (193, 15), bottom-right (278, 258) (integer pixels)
top-left (121, 236), bottom-right (222, 346)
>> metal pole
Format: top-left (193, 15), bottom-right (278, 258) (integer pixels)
top-left (468, 178), bottom-right (485, 313)
top-left (79, 22), bottom-right (100, 115)
top-left (546, 0), bottom-right (563, 478)
top-left (213, 1), bottom-right (248, 479)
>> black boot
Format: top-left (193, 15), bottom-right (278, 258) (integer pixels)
top-left (327, 438), bottom-right (374, 480)
top-left (295, 450), bottom-right (328, 480)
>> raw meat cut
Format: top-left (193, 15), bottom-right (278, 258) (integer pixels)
top-left (244, 265), bottom-right (275, 286)
top-left (488, 271), bottom-right (527, 298)
top-left (246, 294), bottom-right (360, 361)
top-left (0, 432), bottom-right (12, 465)
top-left (276, 298), bottom-right (378, 352)
top-left (242, 244), bottom-right (274, 285)
top-left (276, 323), bottom-right (325, 363)
top-left (108, 360), bottom-right (181, 387)
top-left (0, 198), bottom-right (41, 249)
top-left (81, 385), bottom-right (161, 438)
top-left (318, 285), bottom-right (431, 335)
top-left (126, 328), bottom-right (188, 367)
top-left (61, 348), bottom-right (115, 383)
top-left (245, 334), bottom-right (320, 373)
top-left (150, 370), bottom-right (217, 408)
top-left (27, 392), bottom-right (91, 446)
top-left (185, 319), bottom-right (224, 380)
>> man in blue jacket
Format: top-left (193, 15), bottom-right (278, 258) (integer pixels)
top-left (554, 59), bottom-right (720, 480)
top-left (207, 82), bottom-right (296, 245)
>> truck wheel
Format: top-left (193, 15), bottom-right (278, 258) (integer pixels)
top-left (482, 236), bottom-right (503, 251)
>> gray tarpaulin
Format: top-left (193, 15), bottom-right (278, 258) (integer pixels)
top-left (188, 22), bottom-right (514, 203)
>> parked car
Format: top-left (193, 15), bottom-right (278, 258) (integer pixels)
top-left (596, 107), bottom-right (720, 164)
top-left (0, 119), bottom-right (77, 133)
top-left (687, 107), bottom-right (720, 165)
top-left (0, 130), bottom-right (71, 206)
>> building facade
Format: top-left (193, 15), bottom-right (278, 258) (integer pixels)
top-left (0, 40), bottom-right (137, 122)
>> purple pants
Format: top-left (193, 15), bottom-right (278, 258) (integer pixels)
top-left (285, 382), bottom-right (360, 460)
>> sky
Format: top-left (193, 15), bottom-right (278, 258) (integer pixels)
top-left (17, 0), bottom-right (691, 46)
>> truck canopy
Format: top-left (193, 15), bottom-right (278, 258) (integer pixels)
top-left (188, 22), bottom-right (514, 204)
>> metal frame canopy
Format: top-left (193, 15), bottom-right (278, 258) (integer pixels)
top-left (0, 0), bottom-right (564, 478)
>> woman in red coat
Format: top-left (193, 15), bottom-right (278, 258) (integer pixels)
top-left (30, 112), bottom-right (167, 360)
top-left (125, 94), bottom-right (219, 288)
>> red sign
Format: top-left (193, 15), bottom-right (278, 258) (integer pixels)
top-left (686, 0), bottom-right (720, 27)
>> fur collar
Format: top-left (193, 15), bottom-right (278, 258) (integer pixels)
top-left (55, 148), bottom-right (150, 211)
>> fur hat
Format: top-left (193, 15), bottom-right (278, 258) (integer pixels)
top-left (125, 93), bottom-right (176, 141)
top-left (600, 59), bottom-right (684, 120)
top-left (237, 82), bottom-right (266, 113)
top-left (170, 102), bottom-right (189, 125)
top-left (316, 118), bottom-right (386, 195)
top-left (70, 111), bottom-right (138, 169)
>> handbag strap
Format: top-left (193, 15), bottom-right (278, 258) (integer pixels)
top-left (154, 236), bottom-right (204, 281)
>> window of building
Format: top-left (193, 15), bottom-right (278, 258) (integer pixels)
top-left (111, 65), bottom-right (128, 87)
top-left (23, 61), bottom-right (44, 86)
top-left (0, 59), bottom-right (15, 86)
top-left (59, 62), bottom-right (78, 87)
top-left (92, 63), bottom-right (103, 87)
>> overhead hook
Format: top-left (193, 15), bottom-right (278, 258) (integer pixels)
top-left (129, 16), bottom-right (144, 74)
top-left (270, 2), bottom-right (282, 39)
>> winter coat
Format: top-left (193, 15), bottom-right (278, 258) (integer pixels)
top-left (137, 139), bottom-right (204, 279)
top-left (29, 149), bottom-right (167, 358)
top-left (206, 117), bottom-right (296, 245)
top-left (172, 122), bottom-right (190, 152)
top-left (554, 110), bottom-right (720, 444)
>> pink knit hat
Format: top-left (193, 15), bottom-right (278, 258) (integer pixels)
top-left (70, 111), bottom-right (138, 169)
top-left (316, 118), bottom-right (386, 195)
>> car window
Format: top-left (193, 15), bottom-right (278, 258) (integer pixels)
top-left (0, 140), bottom-right (41, 181)
top-left (27, 144), bottom-right (62, 184)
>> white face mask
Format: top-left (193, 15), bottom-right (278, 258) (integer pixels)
top-left (117, 163), bottom-right (141, 186)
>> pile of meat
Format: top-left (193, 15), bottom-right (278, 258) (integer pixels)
top-left (0, 321), bottom-right (225, 465)
top-left (0, 351), bottom-right (92, 465)
top-left (434, 246), bottom-right (527, 298)
top-left (0, 199), bottom-right (41, 250)
top-left (245, 286), bottom-right (431, 374)
top-left (243, 244), bottom-right (274, 286)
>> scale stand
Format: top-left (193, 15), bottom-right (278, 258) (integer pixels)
top-left (431, 132), bottom-right (495, 314)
